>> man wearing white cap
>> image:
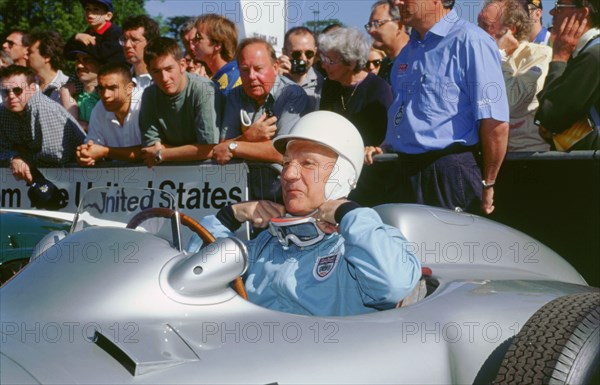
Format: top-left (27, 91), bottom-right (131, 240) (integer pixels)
top-left (188, 111), bottom-right (421, 316)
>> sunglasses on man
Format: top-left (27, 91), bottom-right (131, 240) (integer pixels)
top-left (1, 86), bottom-right (24, 98)
top-left (3, 39), bottom-right (20, 48)
top-left (291, 50), bottom-right (316, 60)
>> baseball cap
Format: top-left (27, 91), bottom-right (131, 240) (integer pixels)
top-left (63, 40), bottom-right (103, 62)
top-left (27, 169), bottom-right (67, 210)
top-left (524, 0), bottom-right (543, 9)
top-left (79, 0), bottom-right (113, 13)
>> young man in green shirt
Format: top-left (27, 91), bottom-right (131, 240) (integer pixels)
top-left (139, 37), bottom-right (223, 167)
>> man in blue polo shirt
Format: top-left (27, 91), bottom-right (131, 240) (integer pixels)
top-left (366, 0), bottom-right (509, 215)
top-left (521, 0), bottom-right (553, 46)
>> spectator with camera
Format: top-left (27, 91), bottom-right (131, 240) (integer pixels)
top-left (278, 27), bottom-right (323, 111)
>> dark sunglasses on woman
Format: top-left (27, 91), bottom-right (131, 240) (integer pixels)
top-left (366, 59), bottom-right (382, 68)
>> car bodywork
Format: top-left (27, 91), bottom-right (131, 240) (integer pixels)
top-left (0, 187), bottom-right (597, 384)
top-left (0, 210), bottom-right (73, 263)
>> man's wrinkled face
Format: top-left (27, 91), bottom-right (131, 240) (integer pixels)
top-left (281, 140), bottom-right (337, 216)
top-left (122, 27), bottom-right (147, 65)
top-left (1, 74), bottom-right (36, 113)
top-left (2, 32), bottom-right (28, 62)
top-left (478, 3), bottom-right (507, 42)
top-left (98, 72), bottom-right (133, 113)
top-left (367, 4), bottom-right (400, 50)
top-left (148, 54), bottom-right (187, 96)
top-left (239, 42), bottom-right (278, 104)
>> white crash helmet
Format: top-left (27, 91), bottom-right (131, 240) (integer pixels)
top-left (273, 111), bottom-right (365, 200)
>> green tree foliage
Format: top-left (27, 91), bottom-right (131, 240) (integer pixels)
top-left (303, 19), bottom-right (344, 35)
top-left (0, 0), bottom-right (146, 41)
top-left (165, 16), bottom-right (193, 38)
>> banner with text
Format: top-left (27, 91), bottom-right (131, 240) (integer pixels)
top-left (0, 163), bottom-right (249, 221)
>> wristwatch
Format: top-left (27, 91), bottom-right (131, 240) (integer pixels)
top-left (228, 142), bottom-right (238, 153)
top-left (482, 180), bottom-right (496, 189)
top-left (155, 149), bottom-right (163, 164)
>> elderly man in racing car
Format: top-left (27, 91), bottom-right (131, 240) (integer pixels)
top-left (189, 111), bottom-right (421, 316)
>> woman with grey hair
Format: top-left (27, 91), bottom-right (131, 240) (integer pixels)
top-left (319, 27), bottom-right (392, 147)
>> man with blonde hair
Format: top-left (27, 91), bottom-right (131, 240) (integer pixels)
top-left (192, 14), bottom-right (241, 95)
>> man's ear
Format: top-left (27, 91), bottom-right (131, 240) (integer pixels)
top-left (395, 19), bottom-right (404, 32)
top-left (581, 5), bottom-right (591, 19)
top-left (21, 81), bottom-right (39, 99)
top-left (105, 11), bottom-right (113, 21)
top-left (126, 81), bottom-right (134, 97)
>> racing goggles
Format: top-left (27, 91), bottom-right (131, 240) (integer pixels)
top-left (269, 215), bottom-right (325, 248)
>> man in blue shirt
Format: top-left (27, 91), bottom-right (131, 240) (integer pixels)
top-left (188, 111), bottom-right (421, 316)
top-left (521, 0), bottom-right (553, 45)
top-left (366, 0), bottom-right (509, 215)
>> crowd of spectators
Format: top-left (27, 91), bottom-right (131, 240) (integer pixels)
top-left (1, 0), bottom-right (599, 213)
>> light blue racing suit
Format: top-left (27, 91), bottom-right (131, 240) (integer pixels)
top-left (189, 207), bottom-right (422, 316)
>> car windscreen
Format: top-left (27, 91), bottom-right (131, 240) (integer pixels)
top-left (71, 187), bottom-right (181, 249)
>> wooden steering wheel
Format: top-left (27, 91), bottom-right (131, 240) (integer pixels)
top-left (126, 207), bottom-right (248, 300)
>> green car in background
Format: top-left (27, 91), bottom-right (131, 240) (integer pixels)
top-left (0, 210), bottom-right (72, 284)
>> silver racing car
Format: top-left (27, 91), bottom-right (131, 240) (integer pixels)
top-left (1, 187), bottom-right (598, 384)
